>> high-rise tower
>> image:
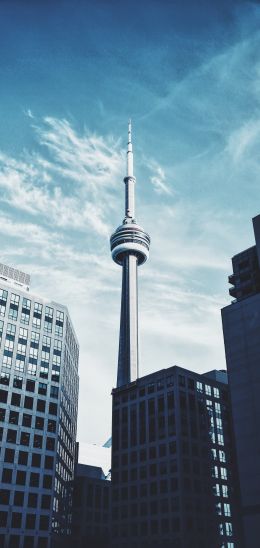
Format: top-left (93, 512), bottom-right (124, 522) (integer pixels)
top-left (110, 123), bottom-right (150, 387)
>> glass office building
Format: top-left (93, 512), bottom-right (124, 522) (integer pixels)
top-left (0, 264), bottom-right (79, 548)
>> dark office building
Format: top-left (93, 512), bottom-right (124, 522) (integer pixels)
top-left (222, 214), bottom-right (260, 548)
top-left (71, 463), bottom-right (111, 548)
top-left (111, 365), bottom-right (241, 548)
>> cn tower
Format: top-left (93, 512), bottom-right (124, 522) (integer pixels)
top-left (110, 122), bottom-right (150, 387)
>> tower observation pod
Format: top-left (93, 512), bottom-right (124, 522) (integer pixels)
top-left (110, 122), bottom-right (150, 387)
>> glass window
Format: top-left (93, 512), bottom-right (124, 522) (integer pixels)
top-left (3, 356), bottom-right (12, 369)
top-left (9, 411), bottom-right (19, 424)
top-left (4, 448), bottom-right (15, 463)
top-left (219, 450), bottom-right (226, 463)
top-left (42, 335), bottom-right (51, 349)
top-left (27, 363), bottom-right (37, 376)
top-left (28, 493), bottom-right (38, 508)
top-left (15, 359), bottom-right (25, 373)
top-left (32, 317), bottom-right (41, 329)
top-left (20, 432), bottom-right (30, 446)
top-left (38, 383), bottom-right (47, 396)
top-left (205, 385), bottom-right (211, 396)
top-left (13, 376), bottom-right (23, 389)
top-left (213, 387), bottom-right (220, 398)
top-left (50, 386), bottom-right (59, 399)
top-left (222, 485), bottom-right (228, 498)
top-left (0, 489), bottom-right (10, 505)
top-left (14, 491), bottom-right (24, 506)
top-left (196, 382), bottom-right (203, 393)
top-left (24, 396), bottom-right (33, 410)
top-left (224, 503), bottom-right (231, 516)
top-left (11, 512), bottom-right (22, 528)
top-left (0, 372), bottom-right (10, 385)
top-left (31, 331), bottom-right (40, 345)
top-left (226, 523), bottom-right (233, 536)
top-left (37, 400), bottom-right (46, 413)
top-left (2, 468), bottom-right (12, 483)
top-left (6, 323), bottom-right (16, 339)
top-left (22, 414), bottom-right (32, 427)
top-left (220, 467), bottom-right (227, 480)
top-left (18, 451), bottom-right (28, 465)
top-left (11, 393), bottom-right (21, 407)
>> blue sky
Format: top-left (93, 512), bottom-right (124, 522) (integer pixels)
top-left (0, 0), bottom-right (260, 444)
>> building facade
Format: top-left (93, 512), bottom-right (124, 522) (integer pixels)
top-left (222, 214), bottom-right (260, 547)
top-left (111, 365), bottom-right (241, 548)
top-left (0, 264), bottom-right (79, 548)
top-left (71, 463), bottom-right (111, 548)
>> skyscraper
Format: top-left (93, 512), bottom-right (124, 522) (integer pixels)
top-left (222, 214), bottom-right (260, 548)
top-left (109, 127), bottom-right (242, 547)
top-left (110, 121), bottom-right (150, 387)
top-left (0, 264), bottom-right (79, 548)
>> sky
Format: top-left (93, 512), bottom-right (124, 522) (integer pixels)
top-left (0, 0), bottom-right (260, 445)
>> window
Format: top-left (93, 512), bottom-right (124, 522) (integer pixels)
top-left (6, 322), bottom-right (16, 339)
top-left (224, 503), bottom-right (231, 516)
top-left (54, 339), bottom-right (62, 353)
top-left (34, 302), bottom-right (42, 316)
top-left (37, 399), bottom-right (46, 413)
top-left (38, 383), bottom-right (47, 396)
top-left (220, 467), bottom-right (227, 480)
top-left (218, 434), bottom-right (224, 446)
top-left (205, 384), bottom-right (211, 396)
top-left (44, 456), bottom-right (54, 470)
top-left (35, 416), bottom-right (44, 430)
top-left (26, 513), bottom-right (36, 530)
top-left (42, 335), bottom-right (51, 350)
top-left (4, 448), bottom-right (15, 463)
top-left (214, 484), bottom-right (220, 497)
top-left (222, 485), bottom-right (228, 498)
top-left (9, 410), bottom-right (19, 424)
top-left (24, 396), bottom-right (33, 410)
top-left (22, 413), bottom-right (32, 427)
top-left (0, 372), bottom-right (10, 385)
top-left (2, 468), bottom-right (12, 483)
top-left (11, 512), bottom-right (22, 528)
top-left (39, 515), bottom-right (49, 531)
top-left (0, 489), bottom-right (10, 505)
top-left (31, 454), bottom-right (41, 467)
top-left (28, 493), bottom-right (38, 508)
top-left (33, 435), bottom-right (43, 449)
top-left (46, 437), bottom-right (55, 451)
top-left (13, 376), bottom-right (23, 389)
top-left (0, 511), bottom-right (8, 527)
top-left (41, 495), bottom-right (51, 509)
top-left (32, 317), bottom-right (41, 329)
top-left (16, 471), bottom-right (26, 485)
top-left (0, 389), bottom-right (8, 403)
top-left (7, 428), bottom-right (17, 443)
top-left (27, 363), bottom-right (37, 376)
top-left (213, 387), bottom-right (220, 398)
top-left (26, 380), bottom-right (35, 393)
top-left (43, 475), bottom-right (52, 489)
top-left (15, 359), bottom-right (24, 373)
top-left (50, 386), bottom-right (58, 399)
top-left (31, 331), bottom-right (40, 346)
top-left (40, 365), bottom-right (49, 379)
top-left (3, 355), bottom-right (12, 368)
top-left (226, 522), bottom-right (233, 536)
top-left (29, 348), bottom-right (38, 362)
top-left (49, 402), bottom-right (57, 415)
top-left (20, 432), bottom-right (30, 446)
top-left (19, 327), bottom-right (28, 343)
top-left (14, 491), bottom-right (24, 506)
top-left (219, 450), bottom-right (226, 463)
top-left (18, 451), bottom-right (28, 465)
top-left (30, 473), bottom-right (39, 487)
top-left (196, 382), bottom-right (203, 393)
top-left (0, 408), bottom-right (5, 422)
top-left (11, 393), bottom-right (21, 407)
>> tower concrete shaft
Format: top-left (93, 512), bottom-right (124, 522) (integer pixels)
top-left (110, 122), bottom-right (150, 387)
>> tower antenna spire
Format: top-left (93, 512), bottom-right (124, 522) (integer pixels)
top-left (110, 122), bottom-right (150, 387)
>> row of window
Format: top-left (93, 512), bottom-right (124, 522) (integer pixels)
top-left (1, 447), bottom-right (55, 466)
top-left (1, 425), bottom-right (56, 445)
top-left (1, 468), bottom-right (53, 489)
top-left (0, 290), bottom-right (63, 324)
top-left (0, 509), bottom-right (49, 530)
top-left (0, 428), bottom-right (55, 450)
top-left (0, 385), bottom-right (59, 406)
top-left (0, 534), bottom-right (48, 548)
top-left (0, 489), bottom-right (51, 509)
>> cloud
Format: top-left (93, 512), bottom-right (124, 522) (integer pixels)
top-left (148, 161), bottom-right (173, 195)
